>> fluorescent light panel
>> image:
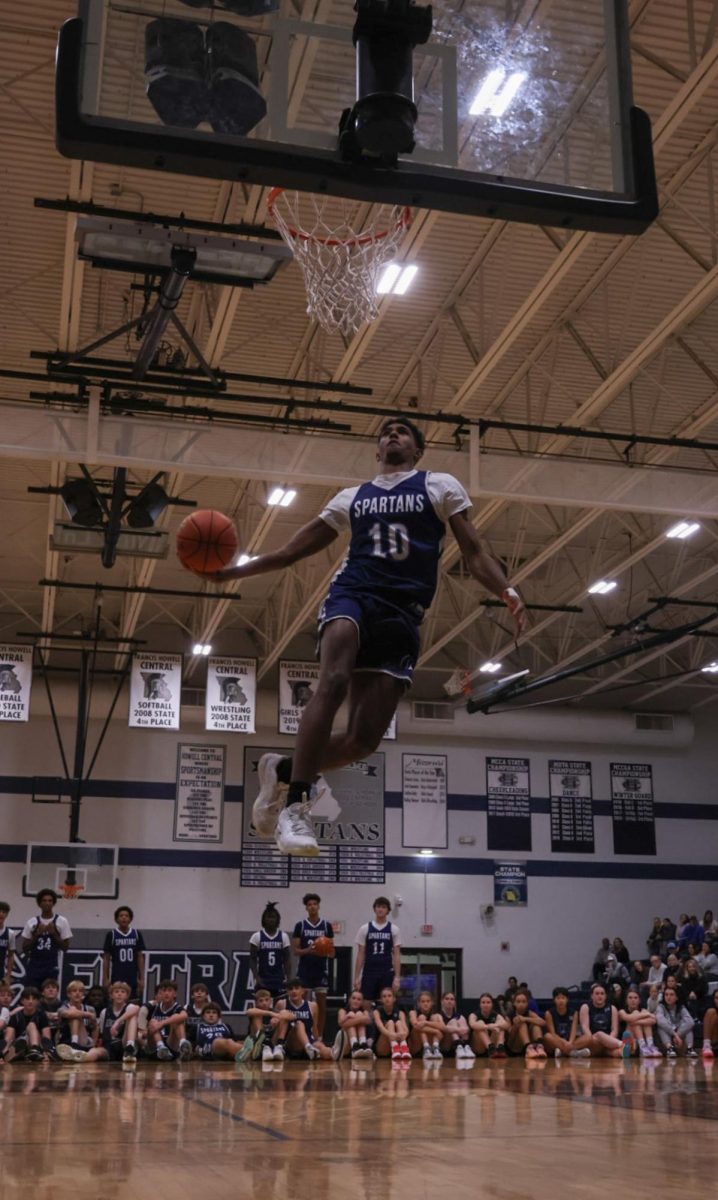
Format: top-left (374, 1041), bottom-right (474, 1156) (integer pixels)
top-left (470, 68), bottom-right (527, 117)
top-left (418, 849), bottom-right (434, 856)
top-left (479, 661), bottom-right (503, 674)
top-left (193, 643), bottom-right (212, 656)
top-left (588, 580), bottom-right (617, 595)
top-left (665, 520), bottom-right (701, 539)
top-left (701, 662), bottom-right (718, 674)
top-left (377, 263), bottom-right (418, 295)
top-left (267, 487), bottom-right (297, 507)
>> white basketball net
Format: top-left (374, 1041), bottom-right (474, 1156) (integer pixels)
top-left (268, 190), bottom-right (411, 337)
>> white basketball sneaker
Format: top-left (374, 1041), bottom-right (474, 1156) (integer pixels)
top-left (275, 797), bottom-right (320, 857)
top-left (252, 753), bottom-right (289, 836)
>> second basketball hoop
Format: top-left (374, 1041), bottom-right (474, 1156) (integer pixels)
top-left (268, 189), bottom-right (411, 336)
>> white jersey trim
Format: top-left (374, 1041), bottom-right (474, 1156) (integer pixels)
top-left (319, 470), bottom-right (470, 533)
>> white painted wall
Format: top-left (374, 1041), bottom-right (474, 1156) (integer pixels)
top-left (1, 682), bottom-right (716, 998)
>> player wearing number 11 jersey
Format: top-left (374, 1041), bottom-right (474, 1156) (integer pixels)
top-left (209, 418), bottom-right (527, 857)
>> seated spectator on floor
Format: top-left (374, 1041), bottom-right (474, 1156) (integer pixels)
top-left (438, 991), bottom-right (473, 1059)
top-left (612, 937), bottom-right (630, 966)
top-left (469, 993), bottom-right (509, 1058)
top-left (507, 989), bottom-right (546, 1059)
top-left (677, 957), bottom-right (708, 1019)
top-left (579, 983), bottom-right (623, 1058)
top-left (702, 910), bottom-right (718, 947)
top-left (695, 942), bottom-right (718, 978)
top-left (618, 987), bottom-right (660, 1058)
top-left (654, 983), bottom-right (697, 1058)
top-left (543, 987), bottom-right (591, 1059)
top-left (646, 917), bottom-right (663, 957)
top-left (702, 990), bottom-right (718, 1059)
top-left (592, 938), bottom-right (612, 982)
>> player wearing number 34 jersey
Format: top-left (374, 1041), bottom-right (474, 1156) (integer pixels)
top-left (210, 418), bottom-right (527, 859)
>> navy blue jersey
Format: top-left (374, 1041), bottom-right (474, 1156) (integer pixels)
top-left (293, 918), bottom-right (333, 987)
top-left (548, 1006), bottom-right (573, 1040)
top-left (24, 917), bottom-right (61, 979)
top-left (251, 928), bottom-right (289, 991)
top-left (286, 996), bottom-right (314, 1038)
top-left (103, 927), bottom-right (145, 989)
top-left (148, 1000), bottom-right (183, 1039)
top-left (362, 921), bottom-right (395, 980)
top-left (185, 1003), bottom-right (207, 1044)
top-left (196, 1020), bottom-right (234, 1052)
top-left (0, 926), bottom-right (12, 978)
top-left (99, 1002), bottom-right (130, 1049)
top-left (332, 471), bottom-right (447, 610)
top-left (374, 1003), bottom-right (402, 1025)
top-left (587, 1002), bottom-right (613, 1035)
top-left (9, 1006), bottom-right (48, 1036)
top-left (58, 1001), bottom-right (95, 1044)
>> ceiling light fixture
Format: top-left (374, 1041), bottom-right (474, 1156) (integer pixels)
top-left (701, 662), bottom-right (718, 674)
top-left (665, 520), bottom-right (701, 540)
top-left (267, 487), bottom-right (297, 507)
top-left (469, 68), bottom-right (527, 117)
top-left (418, 848), bottom-right (434, 857)
top-left (193, 643), bottom-right (212, 656)
top-left (377, 263), bottom-right (418, 295)
top-left (588, 580), bottom-right (617, 595)
top-left (479, 661), bottom-right (503, 674)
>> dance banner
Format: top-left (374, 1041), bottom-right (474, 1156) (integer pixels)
top-left (611, 763), bottom-right (656, 855)
top-left (549, 760), bottom-right (595, 853)
top-left (0, 644), bottom-right (33, 722)
top-left (401, 753), bottom-right (448, 848)
top-left (129, 652), bottom-right (182, 729)
top-left (174, 743), bottom-right (225, 843)
top-left (278, 659), bottom-right (320, 735)
top-left (242, 746), bottom-right (385, 886)
top-left (493, 861), bottom-right (527, 906)
top-left (486, 756), bottom-right (532, 851)
top-left (205, 657), bottom-right (256, 733)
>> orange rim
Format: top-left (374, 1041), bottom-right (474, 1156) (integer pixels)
top-left (267, 187), bottom-right (411, 247)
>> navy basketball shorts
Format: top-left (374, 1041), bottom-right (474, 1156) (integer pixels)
top-left (318, 590), bottom-right (421, 686)
top-left (298, 965), bottom-right (330, 993)
top-left (362, 971), bottom-right (395, 1003)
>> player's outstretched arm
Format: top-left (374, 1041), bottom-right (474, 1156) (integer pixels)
top-left (204, 517), bottom-right (338, 583)
top-left (448, 511), bottom-right (526, 636)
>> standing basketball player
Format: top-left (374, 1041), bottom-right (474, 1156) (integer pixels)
top-left (291, 893), bottom-right (334, 1037)
top-left (205, 418), bottom-right (526, 855)
top-left (354, 897), bottom-right (401, 1002)
top-left (21, 890), bottom-right (72, 989)
top-left (102, 906), bottom-right (146, 1000)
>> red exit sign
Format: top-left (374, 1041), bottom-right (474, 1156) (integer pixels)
top-left (421, 924), bottom-right (434, 935)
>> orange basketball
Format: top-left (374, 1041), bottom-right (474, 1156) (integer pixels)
top-left (176, 509), bottom-right (238, 574)
top-left (312, 935), bottom-right (335, 958)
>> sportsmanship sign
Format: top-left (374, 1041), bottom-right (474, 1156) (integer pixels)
top-left (0, 643), bottom-right (32, 722)
top-left (278, 659), bottom-right (320, 735)
top-left (174, 743), bottom-right (226, 842)
top-left (486, 756), bottom-right (532, 851)
top-left (205, 657), bottom-right (256, 733)
top-left (611, 762), bottom-right (656, 855)
top-left (129, 652), bottom-right (182, 730)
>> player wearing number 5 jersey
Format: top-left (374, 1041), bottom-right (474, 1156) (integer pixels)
top-left (210, 418), bottom-right (526, 857)
top-left (249, 902), bottom-right (291, 999)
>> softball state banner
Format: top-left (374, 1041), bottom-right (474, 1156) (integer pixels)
top-left (0, 644), bottom-right (33, 722)
top-left (205, 657), bottom-right (257, 733)
top-left (129, 652), bottom-right (182, 730)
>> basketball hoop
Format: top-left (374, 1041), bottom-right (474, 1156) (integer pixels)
top-left (59, 882), bottom-right (85, 902)
top-left (267, 189), bottom-right (411, 336)
top-left (443, 667), bottom-right (472, 698)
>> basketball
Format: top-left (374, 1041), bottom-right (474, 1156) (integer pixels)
top-left (176, 510), bottom-right (238, 575)
top-left (312, 935), bottom-right (335, 958)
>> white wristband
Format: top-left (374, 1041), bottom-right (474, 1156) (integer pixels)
top-left (502, 587), bottom-right (519, 602)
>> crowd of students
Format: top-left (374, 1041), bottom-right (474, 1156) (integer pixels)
top-left (1, 892), bottom-right (716, 1067)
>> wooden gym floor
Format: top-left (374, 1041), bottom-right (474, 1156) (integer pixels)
top-left (1, 1058), bottom-right (716, 1200)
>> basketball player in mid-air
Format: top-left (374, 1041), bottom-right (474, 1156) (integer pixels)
top-left (208, 418), bottom-right (526, 856)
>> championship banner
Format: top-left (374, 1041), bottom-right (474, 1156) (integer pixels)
top-left (278, 659), bottom-right (320, 735)
top-left (174, 743), bottom-right (226, 843)
top-left (0, 643), bottom-right (33, 723)
top-left (611, 762), bottom-right (656, 855)
top-left (486, 756), bottom-right (532, 851)
top-left (494, 861), bottom-right (527, 906)
top-left (205, 657), bottom-right (256, 733)
top-left (401, 753), bottom-right (448, 848)
top-left (549, 760), bottom-right (595, 853)
top-left (129, 652), bottom-right (182, 730)
top-left (383, 712), bottom-right (397, 740)
top-left (242, 746), bottom-right (385, 886)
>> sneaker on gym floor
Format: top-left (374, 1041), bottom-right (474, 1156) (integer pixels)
top-left (391, 1043), bottom-right (402, 1060)
top-left (262, 1044), bottom-right (274, 1061)
top-left (305, 1043), bottom-right (319, 1060)
top-left (275, 799), bottom-right (319, 857)
top-left (12, 1037), bottom-right (28, 1061)
top-left (422, 1043), bottom-right (433, 1060)
top-left (57, 1044), bottom-right (88, 1063)
top-left (252, 753), bottom-right (289, 836)
top-left (238, 1034), bottom-right (255, 1062)
top-left (666, 1046), bottom-right (677, 1059)
top-left (702, 1043), bottom-right (715, 1060)
top-left (455, 1044), bottom-right (466, 1059)
top-left (27, 1047), bottom-right (44, 1062)
top-left (571, 1047), bottom-right (591, 1058)
top-left (463, 1044), bottom-right (476, 1059)
top-left (178, 1039), bottom-right (193, 1061)
top-left (432, 1045), bottom-right (443, 1061)
top-left (493, 1044), bottom-right (507, 1059)
top-left (487, 1044), bottom-right (496, 1059)
top-left (400, 1041), bottom-right (412, 1060)
top-left (156, 1044), bottom-right (174, 1061)
top-left (273, 1044), bottom-right (285, 1061)
top-left (686, 1048), bottom-right (698, 1059)
top-left (122, 1044), bottom-right (137, 1062)
top-left (332, 1029), bottom-right (346, 1061)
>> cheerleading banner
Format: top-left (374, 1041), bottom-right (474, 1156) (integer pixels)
top-left (278, 659), bottom-right (321, 735)
top-left (486, 756), bottom-right (532, 852)
top-left (0, 643), bottom-right (33, 722)
top-left (129, 652), bottom-right (182, 730)
top-left (205, 657), bottom-right (256, 733)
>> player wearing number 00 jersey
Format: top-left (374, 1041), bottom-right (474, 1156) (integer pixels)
top-left (208, 418), bottom-right (527, 858)
top-left (102, 906), bottom-right (146, 998)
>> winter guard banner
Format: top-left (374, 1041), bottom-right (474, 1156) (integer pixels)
top-left (0, 643), bottom-right (33, 722)
top-left (205, 657), bottom-right (256, 733)
top-left (486, 756), bottom-right (532, 851)
top-left (129, 652), bottom-right (182, 730)
top-left (174, 743), bottom-right (225, 843)
top-left (278, 659), bottom-right (321, 735)
top-left (611, 762), bottom-right (656, 855)
top-left (549, 760), bottom-right (595, 853)
top-left (401, 753), bottom-right (448, 848)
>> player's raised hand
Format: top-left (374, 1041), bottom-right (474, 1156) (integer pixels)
top-left (502, 587), bottom-right (527, 636)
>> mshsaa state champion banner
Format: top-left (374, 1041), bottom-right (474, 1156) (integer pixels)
top-left (0, 644), bottom-right (33, 722)
top-left (206, 657), bottom-right (256, 733)
top-left (129, 652), bottom-right (183, 729)
top-left (278, 659), bottom-right (320, 735)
